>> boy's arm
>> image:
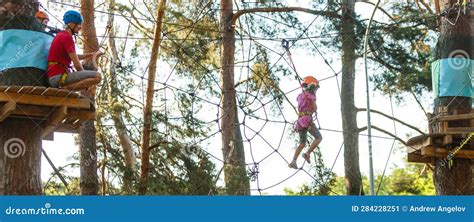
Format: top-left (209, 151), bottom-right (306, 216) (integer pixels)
top-left (68, 52), bottom-right (84, 71)
top-left (77, 53), bottom-right (94, 60)
top-left (77, 51), bottom-right (104, 61)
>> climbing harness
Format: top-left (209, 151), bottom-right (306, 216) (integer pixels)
top-left (48, 61), bottom-right (69, 88)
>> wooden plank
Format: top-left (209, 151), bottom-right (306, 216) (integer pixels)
top-left (433, 113), bottom-right (474, 122)
top-left (5, 86), bottom-right (23, 93)
top-left (10, 104), bottom-right (53, 117)
top-left (0, 92), bottom-right (90, 109)
top-left (55, 124), bottom-right (80, 134)
top-left (442, 134), bottom-right (452, 146)
top-left (407, 152), bottom-right (433, 163)
top-left (40, 88), bottom-right (79, 98)
top-left (67, 109), bottom-right (95, 121)
top-left (42, 106), bottom-right (68, 138)
top-left (421, 147), bottom-right (474, 159)
top-left (27, 86), bottom-right (48, 95)
top-left (407, 134), bottom-right (448, 151)
top-left (446, 127), bottom-right (474, 134)
top-left (0, 101), bottom-right (16, 122)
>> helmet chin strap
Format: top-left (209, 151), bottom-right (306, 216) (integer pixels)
top-left (67, 23), bottom-right (78, 36)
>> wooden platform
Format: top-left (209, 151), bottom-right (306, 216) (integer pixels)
top-left (407, 107), bottom-right (474, 163)
top-left (0, 86), bottom-right (95, 141)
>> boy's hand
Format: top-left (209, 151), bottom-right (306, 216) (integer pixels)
top-left (94, 51), bottom-right (104, 57)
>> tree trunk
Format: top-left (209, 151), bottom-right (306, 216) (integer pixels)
top-left (139, 0), bottom-right (166, 195)
top-left (107, 0), bottom-right (136, 193)
top-left (0, 0), bottom-right (46, 195)
top-left (233, 105), bottom-right (250, 193)
top-left (220, 0), bottom-right (250, 195)
top-left (433, 0), bottom-right (473, 195)
top-left (79, 0), bottom-right (99, 195)
top-left (340, 0), bottom-right (363, 195)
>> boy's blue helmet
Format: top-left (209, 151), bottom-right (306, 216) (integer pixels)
top-left (63, 10), bottom-right (83, 24)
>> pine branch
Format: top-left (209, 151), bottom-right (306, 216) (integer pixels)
top-left (355, 0), bottom-right (395, 21)
top-left (358, 125), bottom-right (408, 146)
top-left (357, 107), bottom-right (426, 135)
top-left (232, 7), bottom-right (340, 26)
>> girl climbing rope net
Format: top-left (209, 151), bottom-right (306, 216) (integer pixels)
top-left (288, 76), bottom-right (323, 169)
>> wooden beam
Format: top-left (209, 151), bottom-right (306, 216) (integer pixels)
top-left (11, 104), bottom-right (52, 117)
top-left (0, 103), bottom-right (95, 122)
top-left (55, 124), bottom-right (80, 134)
top-left (0, 92), bottom-right (90, 109)
top-left (68, 109), bottom-right (96, 121)
top-left (433, 113), bottom-right (474, 122)
top-left (408, 152), bottom-right (433, 163)
top-left (407, 134), bottom-right (447, 151)
top-left (42, 106), bottom-right (68, 138)
top-left (446, 127), bottom-right (474, 134)
top-left (0, 101), bottom-right (16, 122)
top-left (421, 146), bottom-right (474, 159)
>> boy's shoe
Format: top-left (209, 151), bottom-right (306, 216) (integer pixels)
top-left (288, 161), bottom-right (298, 169)
top-left (302, 153), bottom-right (311, 164)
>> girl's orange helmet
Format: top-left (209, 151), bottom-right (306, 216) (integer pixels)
top-left (301, 76), bottom-right (319, 88)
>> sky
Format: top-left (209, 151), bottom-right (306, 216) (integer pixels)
top-left (39, 0), bottom-right (435, 195)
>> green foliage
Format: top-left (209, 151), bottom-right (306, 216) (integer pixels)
top-left (365, 164), bottom-right (435, 195)
top-left (285, 162), bottom-right (435, 196)
top-left (316, 1), bottom-right (436, 101)
top-left (368, 2), bottom-right (437, 100)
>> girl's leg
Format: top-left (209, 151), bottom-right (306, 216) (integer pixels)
top-left (289, 130), bottom-right (307, 168)
top-left (303, 126), bottom-right (323, 163)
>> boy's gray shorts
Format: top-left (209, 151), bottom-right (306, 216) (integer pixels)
top-left (49, 70), bottom-right (98, 88)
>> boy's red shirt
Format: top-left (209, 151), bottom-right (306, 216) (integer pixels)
top-left (47, 31), bottom-right (76, 78)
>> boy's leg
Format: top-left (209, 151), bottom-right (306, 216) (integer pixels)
top-left (62, 71), bottom-right (101, 92)
top-left (62, 78), bottom-right (98, 91)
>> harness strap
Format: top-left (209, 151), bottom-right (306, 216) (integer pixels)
top-left (298, 111), bottom-right (313, 117)
top-left (48, 62), bottom-right (68, 88)
top-left (58, 72), bottom-right (68, 88)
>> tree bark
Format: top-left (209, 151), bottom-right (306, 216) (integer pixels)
top-left (107, 0), bottom-right (136, 193)
top-left (340, 0), bottom-right (364, 195)
top-left (432, 0), bottom-right (473, 195)
top-left (139, 0), bottom-right (166, 195)
top-left (0, 0), bottom-right (46, 195)
top-left (220, 0), bottom-right (250, 195)
top-left (79, 0), bottom-right (99, 195)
